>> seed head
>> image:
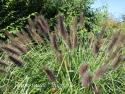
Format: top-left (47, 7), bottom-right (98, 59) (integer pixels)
top-left (81, 72), bottom-right (92, 87)
top-left (93, 63), bottom-right (108, 80)
top-left (111, 52), bottom-right (122, 69)
top-left (79, 63), bottom-right (88, 77)
top-left (9, 55), bottom-right (24, 67)
top-left (44, 66), bottom-right (56, 82)
top-left (2, 45), bottom-right (21, 56)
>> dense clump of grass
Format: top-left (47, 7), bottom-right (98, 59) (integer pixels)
top-left (0, 14), bottom-right (125, 94)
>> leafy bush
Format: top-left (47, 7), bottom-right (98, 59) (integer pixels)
top-left (0, 0), bottom-right (98, 32)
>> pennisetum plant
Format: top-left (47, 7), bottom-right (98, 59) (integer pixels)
top-left (77, 30), bottom-right (125, 93)
top-left (0, 13), bottom-right (125, 94)
top-left (49, 32), bottom-right (59, 51)
top-left (79, 63), bottom-right (88, 77)
top-left (56, 15), bottom-right (67, 40)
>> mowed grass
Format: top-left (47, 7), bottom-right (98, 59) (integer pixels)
top-left (0, 31), bottom-right (125, 94)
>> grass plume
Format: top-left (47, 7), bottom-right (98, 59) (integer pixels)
top-left (79, 63), bottom-right (88, 77)
top-left (93, 63), bottom-right (109, 80)
top-left (70, 16), bottom-right (78, 48)
top-left (10, 42), bottom-right (28, 53)
top-left (36, 15), bottom-right (49, 34)
top-left (111, 51), bottom-right (122, 69)
top-left (2, 45), bottom-right (22, 56)
top-left (0, 60), bottom-right (8, 66)
top-left (50, 32), bottom-right (59, 51)
top-left (44, 66), bottom-right (56, 82)
top-left (26, 19), bottom-right (43, 43)
top-left (56, 15), bottom-right (67, 40)
top-left (9, 55), bottom-right (24, 67)
top-left (81, 72), bottom-right (92, 87)
top-left (108, 31), bottom-right (120, 52)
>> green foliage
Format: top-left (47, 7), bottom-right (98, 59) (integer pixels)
top-left (0, 0), bottom-right (44, 30)
top-left (0, 0), bottom-right (97, 31)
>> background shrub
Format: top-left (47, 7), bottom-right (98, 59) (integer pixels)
top-left (0, 0), bottom-right (99, 32)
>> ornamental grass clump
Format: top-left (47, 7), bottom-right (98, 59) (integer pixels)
top-left (0, 13), bottom-right (124, 94)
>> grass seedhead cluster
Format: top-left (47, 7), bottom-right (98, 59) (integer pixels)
top-left (78, 29), bottom-right (125, 93)
top-left (0, 13), bottom-right (124, 94)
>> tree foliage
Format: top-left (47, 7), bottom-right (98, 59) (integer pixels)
top-left (0, 0), bottom-right (96, 31)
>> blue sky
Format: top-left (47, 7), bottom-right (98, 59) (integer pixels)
top-left (92, 0), bottom-right (125, 20)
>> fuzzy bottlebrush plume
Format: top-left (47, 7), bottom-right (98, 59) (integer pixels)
top-left (70, 16), bottom-right (77, 48)
top-left (66, 35), bottom-right (72, 49)
top-left (10, 42), bottom-right (28, 53)
top-left (2, 45), bottom-right (22, 56)
top-left (50, 32), bottom-right (58, 51)
top-left (81, 72), bottom-right (92, 87)
top-left (44, 66), bottom-right (56, 82)
top-left (34, 16), bottom-right (49, 39)
top-left (35, 23), bottom-right (45, 36)
top-left (107, 31), bottom-right (120, 52)
top-left (56, 15), bottom-right (67, 40)
top-left (49, 31), bottom-right (63, 61)
top-left (56, 15), bottom-right (72, 49)
top-left (15, 32), bottom-right (28, 45)
top-left (111, 52), bottom-right (122, 69)
top-left (16, 30), bottom-right (33, 45)
top-left (26, 18), bottom-right (43, 43)
top-left (79, 63), bottom-right (88, 77)
top-left (92, 38), bottom-right (101, 55)
top-left (109, 46), bottom-right (121, 60)
top-left (35, 23), bottom-right (48, 39)
top-left (36, 15), bottom-right (49, 34)
top-left (79, 63), bottom-right (91, 87)
top-left (21, 30), bottom-right (32, 43)
top-left (89, 32), bottom-right (102, 55)
top-left (26, 24), bottom-right (43, 43)
top-left (0, 60), bottom-right (8, 66)
top-left (4, 31), bottom-right (14, 40)
top-left (93, 63), bottom-right (109, 80)
top-left (11, 37), bottom-right (25, 46)
top-left (9, 55), bottom-right (24, 67)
